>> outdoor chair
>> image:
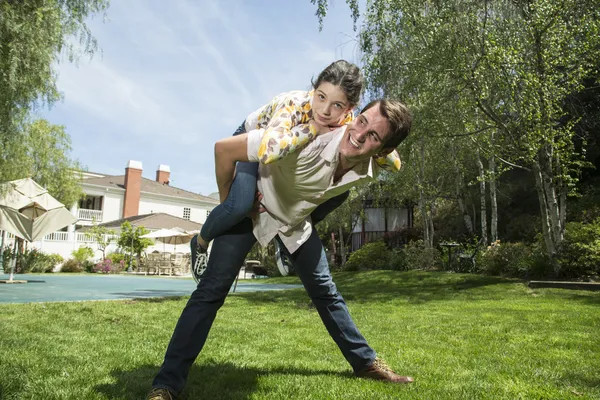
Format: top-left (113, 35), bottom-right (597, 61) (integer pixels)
top-left (456, 237), bottom-right (485, 272)
top-left (146, 253), bottom-right (160, 275)
top-left (158, 254), bottom-right (172, 276)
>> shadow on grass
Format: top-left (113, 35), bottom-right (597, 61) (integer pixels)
top-left (94, 361), bottom-right (352, 400)
top-left (109, 290), bottom-right (191, 299)
top-left (238, 270), bottom-right (516, 305)
top-left (121, 296), bottom-right (188, 304)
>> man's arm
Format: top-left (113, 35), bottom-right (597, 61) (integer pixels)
top-left (311, 191), bottom-right (350, 226)
top-left (214, 133), bottom-right (251, 203)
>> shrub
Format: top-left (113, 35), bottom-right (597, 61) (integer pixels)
top-left (107, 252), bottom-right (126, 265)
top-left (72, 247), bottom-right (94, 265)
top-left (93, 259), bottom-right (112, 273)
top-left (61, 259), bottom-right (83, 273)
top-left (402, 240), bottom-right (441, 270)
top-left (557, 219), bottom-right (600, 278)
top-left (479, 241), bottom-right (550, 278)
top-left (344, 241), bottom-right (393, 271)
top-left (28, 252), bottom-right (64, 273)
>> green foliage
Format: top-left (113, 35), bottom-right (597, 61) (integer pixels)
top-left (310, 0), bottom-right (359, 31)
top-left (0, 0), bottom-right (109, 183)
top-left (71, 246), bottom-right (94, 265)
top-left (60, 258), bottom-right (83, 273)
top-left (401, 240), bottom-right (441, 271)
top-left (353, 0), bottom-right (600, 258)
top-left (87, 221), bottom-right (116, 259)
top-left (344, 241), bottom-right (394, 271)
top-left (106, 252), bottom-right (126, 265)
top-left (479, 241), bottom-right (550, 278)
top-left (117, 221), bottom-right (152, 257)
top-left (557, 219), bottom-right (600, 278)
top-left (25, 250), bottom-right (64, 273)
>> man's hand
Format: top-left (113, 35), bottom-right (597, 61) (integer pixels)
top-left (247, 191), bottom-right (266, 219)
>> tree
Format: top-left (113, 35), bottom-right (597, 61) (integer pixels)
top-left (316, 0), bottom-right (600, 273)
top-left (316, 187), bottom-right (365, 264)
top-left (117, 221), bottom-right (152, 267)
top-left (0, 0), bottom-right (109, 182)
top-left (86, 221), bottom-right (115, 261)
top-left (23, 119), bottom-right (84, 206)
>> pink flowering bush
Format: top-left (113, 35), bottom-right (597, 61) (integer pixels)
top-left (93, 259), bottom-right (112, 273)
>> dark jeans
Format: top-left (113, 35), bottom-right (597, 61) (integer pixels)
top-left (152, 218), bottom-right (376, 395)
top-left (199, 122), bottom-right (349, 242)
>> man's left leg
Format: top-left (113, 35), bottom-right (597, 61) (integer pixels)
top-left (287, 228), bottom-right (413, 383)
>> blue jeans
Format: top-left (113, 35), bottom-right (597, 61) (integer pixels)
top-left (200, 122), bottom-right (258, 242)
top-left (200, 122), bottom-right (350, 242)
top-left (152, 218), bottom-right (376, 395)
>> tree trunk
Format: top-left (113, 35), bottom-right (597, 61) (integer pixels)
top-left (540, 145), bottom-right (562, 247)
top-left (427, 201), bottom-right (435, 248)
top-left (416, 137), bottom-right (431, 246)
top-left (532, 158), bottom-right (558, 273)
top-left (476, 149), bottom-right (488, 244)
top-left (339, 226), bottom-right (346, 265)
top-left (489, 151), bottom-right (498, 243)
top-left (452, 142), bottom-right (474, 236)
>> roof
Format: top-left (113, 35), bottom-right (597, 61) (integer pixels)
top-left (82, 212), bottom-right (202, 231)
top-left (81, 175), bottom-right (218, 204)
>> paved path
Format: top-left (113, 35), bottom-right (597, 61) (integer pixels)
top-left (0, 274), bottom-right (302, 304)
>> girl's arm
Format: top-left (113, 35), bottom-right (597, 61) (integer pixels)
top-left (253, 91), bottom-right (351, 165)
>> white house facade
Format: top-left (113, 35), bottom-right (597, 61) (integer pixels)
top-left (6, 160), bottom-right (219, 261)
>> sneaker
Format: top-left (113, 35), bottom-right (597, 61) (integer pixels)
top-left (355, 358), bottom-right (414, 384)
top-left (190, 234), bottom-right (208, 284)
top-left (145, 388), bottom-right (175, 400)
top-left (274, 239), bottom-right (293, 276)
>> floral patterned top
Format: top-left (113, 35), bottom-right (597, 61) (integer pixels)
top-left (244, 90), bottom-right (402, 172)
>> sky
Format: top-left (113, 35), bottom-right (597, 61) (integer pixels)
top-left (42, 0), bottom-right (364, 196)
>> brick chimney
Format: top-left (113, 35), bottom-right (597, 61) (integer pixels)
top-left (156, 164), bottom-right (170, 185)
top-left (123, 160), bottom-right (142, 218)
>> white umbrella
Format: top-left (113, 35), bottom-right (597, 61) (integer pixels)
top-left (141, 228), bottom-right (195, 252)
top-left (0, 178), bottom-right (77, 282)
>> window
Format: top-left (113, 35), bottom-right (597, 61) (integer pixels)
top-left (183, 207), bottom-right (191, 220)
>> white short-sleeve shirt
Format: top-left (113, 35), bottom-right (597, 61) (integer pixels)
top-left (246, 126), bottom-right (378, 253)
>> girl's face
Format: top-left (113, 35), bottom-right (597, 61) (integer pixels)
top-left (312, 82), bottom-right (353, 126)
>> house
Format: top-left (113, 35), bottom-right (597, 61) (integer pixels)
top-left (351, 194), bottom-right (414, 251)
top-left (26, 160), bottom-right (219, 260)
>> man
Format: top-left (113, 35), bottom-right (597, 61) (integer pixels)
top-left (147, 99), bottom-right (413, 400)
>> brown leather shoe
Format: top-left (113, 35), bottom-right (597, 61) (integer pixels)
top-left (145, 387), bottom-right (175, 400)
top-left (356, 358), bottom-right (414, 384)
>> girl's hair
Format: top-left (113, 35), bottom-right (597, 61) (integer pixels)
top-left (311, 60), bottom-right (364, 107)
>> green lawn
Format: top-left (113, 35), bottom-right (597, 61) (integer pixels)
top-left (1, 271), bottom-right (598, 399)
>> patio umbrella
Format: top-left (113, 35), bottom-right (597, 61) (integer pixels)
top-left (0, 178), bottom-right (77, 282)
top-left (140, 228), bottom-right (195, 252)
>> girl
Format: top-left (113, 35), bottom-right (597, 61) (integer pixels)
top-left (192, 60), bottom-right (401, 281)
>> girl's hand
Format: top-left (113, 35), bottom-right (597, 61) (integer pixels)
top-left (309, 119), bottom-right (330, 135)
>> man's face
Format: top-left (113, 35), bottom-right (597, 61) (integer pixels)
top-left (339, 105), bottom-right (392, 164)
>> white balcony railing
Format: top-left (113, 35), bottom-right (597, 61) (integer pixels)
top-left (78, 209), bottom-right (103, 222)
top-left (44, 232), bottom-right (69, 241)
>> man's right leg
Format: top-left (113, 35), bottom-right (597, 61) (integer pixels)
top-left (152, 218), bottom-right (257, 396)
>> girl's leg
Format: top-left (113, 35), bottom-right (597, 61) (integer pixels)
top-left (199, 121), bottom-right (258, 244)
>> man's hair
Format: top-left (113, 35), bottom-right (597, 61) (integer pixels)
top-left (361, 99), bottom-right (412, 148)
top-left (311, 60), bottom-right (364, 107)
